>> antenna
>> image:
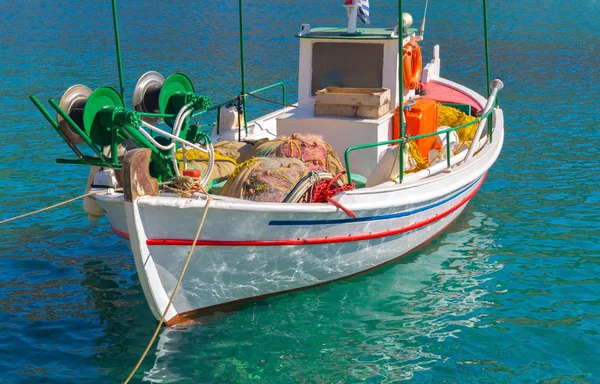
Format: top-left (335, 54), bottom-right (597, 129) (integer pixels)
top-left (418, 0), bottom-right (429, 40)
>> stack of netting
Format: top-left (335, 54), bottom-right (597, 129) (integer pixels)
top-left (175, 139), bottom-right (268, 186)
top-left (249, 133), bottom-right (348, 184)
top-left (219, 157), bottom-right (310, 202)
top-left (437, 104), bottom-right (478, 145)
top-left (175, 149), bottom-right (237, 186)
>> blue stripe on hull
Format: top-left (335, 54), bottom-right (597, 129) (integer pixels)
top-left (269, 175), bottom-right (483, 226)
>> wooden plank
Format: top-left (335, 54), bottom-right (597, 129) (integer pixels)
top-left (322, 87), bottom-right (388, 94)
top-left (315, 87), bottom-right (390, 107)
top-left (314, 101), bottom-right (390, 119)
top-left (357, 103), bottom-right (390, 119)
top-left (314, 104), bottom-right (357, 118)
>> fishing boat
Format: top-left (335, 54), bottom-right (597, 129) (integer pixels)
top-left (29, 0), bottom-right (504, 326)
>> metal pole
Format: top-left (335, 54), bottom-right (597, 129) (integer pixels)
top-left (398, 0), bottom-right (405, 182)
top-left (238, 0), bottom-right (248, 135)
top-left (112, 0), bottom-right (126, 106)
top-left (482, 0), bottom-right (491, 97)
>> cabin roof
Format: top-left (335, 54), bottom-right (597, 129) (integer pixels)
top-left (296, 27), bottom-right (418, 40)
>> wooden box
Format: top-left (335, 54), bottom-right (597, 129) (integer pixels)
top-left (314, 87), bottom-right (391, 119)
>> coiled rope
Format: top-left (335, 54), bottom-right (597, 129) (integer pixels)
top-left (123, 187), bottom-right (212, 384)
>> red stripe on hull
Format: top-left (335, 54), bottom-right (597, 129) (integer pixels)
top-left (111, 225), bottom-right (130, 240)
top-left (166, 210), bottom-right (466, 326)
top-left (145, 174), bottom-right (486, 247)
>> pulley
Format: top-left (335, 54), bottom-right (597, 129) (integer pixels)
top-left (132, 71), bottom-right (165, 125)
top-left (159, 73), bottom-right (195, 115)
top-left (57, 84), bottom-right (92, 145)
top-left (132, 71), bottom-right (195, 126)
top-left (83, 86), bottom-right (126, 146)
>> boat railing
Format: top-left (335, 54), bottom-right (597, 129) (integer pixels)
top-left (344, 101), bottom-right (497, 185)
top-left (188, 81), bottom-right (287, 135)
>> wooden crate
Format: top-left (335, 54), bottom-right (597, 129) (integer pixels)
top-left (314, 87), bottom-right (391, 119)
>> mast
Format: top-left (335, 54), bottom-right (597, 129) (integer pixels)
top-left (238, 0), bottom-right (248, 135)
top-left (482, 0), bottom-right (491, 97)
top-left (111, 0), bottom-right (126, 106)
top-left (398, 0), bottom-right (405, 181)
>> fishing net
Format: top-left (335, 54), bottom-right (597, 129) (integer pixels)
top-left (437, 104), bottom-right (478, 144)
top-left (175, 149), bottom-right (238, 185)
top-left (213, 139), bottom-right (268, 163)
top-left (219, 157), bottom-right (310, 202)
top-left (365, 141), bottom-right (428, 187)
top-left (248, 133), bottom-right (348, 184)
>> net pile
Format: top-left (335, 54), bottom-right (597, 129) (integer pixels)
top-left (437, 104), bottom-right (478, 143)
top-left (213, 139), bottom-right (267, 163)
top-left (175, 149), bottom-right (237, 185)
top-left (219, 157), bottom-right (310, 202)
top-left (249, 133), bottom-right (348, 184)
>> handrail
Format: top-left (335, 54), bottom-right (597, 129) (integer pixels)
top-left (344, 103), bottom-right (496, 184)
top-left (190, 81), bottom-right (287, 134)
top-left (247, 82), bottom-right (287, 106)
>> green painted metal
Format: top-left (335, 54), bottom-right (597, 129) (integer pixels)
top-left (29, 94), bottom-right (84, 159)
top-left (159, 73), bottom-right (195, 115)
top-left (111, 0), bottom-right (126, 106)
top-left (57, 155), bottom-right (121, 168)
top-left (48, 98), bottom-right (110, 162)
top-left (117, 123), bottom-right (175, 180)
top-left (296, 27), bottom-right (418, 40)
top-left (83, 86), bottom-right (125, 146)
top-left (238, 0), bottom-right (248, 135)
top-left (190, 82), bottom-right (286, 133)
top-left (138, 112), bottom-right (176, 118)
top-left (482, 0), bottom-right (491, 97)
top-left (481, 0), bottom-right (493, 142)
top-left (248, 82), bottom-right (286, 106)
top-left (398, 0), bottom-right (405, 183)
top-left (344, 105), bottom-right (496, 184)
top-left (446, 131), bottom-right (451, 168)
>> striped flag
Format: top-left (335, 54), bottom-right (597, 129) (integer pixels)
top-left (357, 0), bottom-right (370, 24)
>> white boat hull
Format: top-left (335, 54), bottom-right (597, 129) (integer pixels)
top-left (92, 76), bottom-right (504, 325)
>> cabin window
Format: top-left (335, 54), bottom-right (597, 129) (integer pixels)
top-left (311, 42), bottom-right (384, 96)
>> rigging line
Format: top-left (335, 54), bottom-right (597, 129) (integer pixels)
top-left (245, 92), bottom-right (298, 108)
top-left (0, 189), bottom-right (119, 225)
top-left (122, 190), bottom-right (213, 384)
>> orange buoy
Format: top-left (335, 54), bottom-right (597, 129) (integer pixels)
top-left (403, 40), bottom-right (422, 90)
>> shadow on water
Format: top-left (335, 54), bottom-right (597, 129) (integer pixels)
top-left (131, 206), bottom-right (502, 383)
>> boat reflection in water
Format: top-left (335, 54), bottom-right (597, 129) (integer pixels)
top-left (141, 209), bottom-right (502, 383)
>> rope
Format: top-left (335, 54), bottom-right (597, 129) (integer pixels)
top-left (0, 189), bottom-right (116, 225)
top-left (245, 92), bottom-right (297, 108)
top-left (310, 172), bottom-right (356, 218)
top-left (123, 189), bottom-right (213, 384)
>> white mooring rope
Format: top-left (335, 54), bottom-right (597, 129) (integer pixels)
top-left (122, 189), bottom-right (212, 384)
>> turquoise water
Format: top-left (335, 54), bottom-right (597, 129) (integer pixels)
top-left (1, 0), bottom-right (599, 382)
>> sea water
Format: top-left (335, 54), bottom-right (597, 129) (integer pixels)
top-left (1, 0), bottom-right (599, 382)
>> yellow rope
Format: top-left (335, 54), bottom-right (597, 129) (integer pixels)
top-left (123, 189), bottom-right (213, 384)
top-left (0, 189), bottom-right (116, 225)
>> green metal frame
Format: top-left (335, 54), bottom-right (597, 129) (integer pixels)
top-left (192, 81), bottom-right (286, 134)
top-left (343, 103), bottom-right (496, 185)
top-left (30, 0), bottom-right (495, 186)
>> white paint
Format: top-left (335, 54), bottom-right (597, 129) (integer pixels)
top-left (422, 44), bottom-right (441, 83)
top-left (90, 66), bottom-right (505, 324)
top-left (276, 107), bottom-right (392, 177)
